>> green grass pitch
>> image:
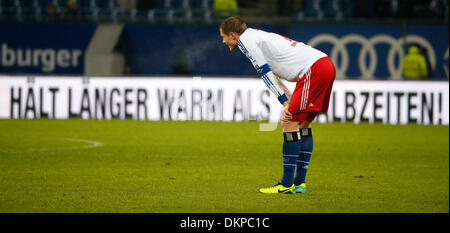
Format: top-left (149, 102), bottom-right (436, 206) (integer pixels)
top-left (0, 119), bottom-right (448, 213)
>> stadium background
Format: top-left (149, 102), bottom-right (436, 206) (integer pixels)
top-left (0, 0), bottom-right (449, 215)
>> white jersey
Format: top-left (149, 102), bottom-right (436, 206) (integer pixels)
top-left (237, 28), bottom-right (327, 104)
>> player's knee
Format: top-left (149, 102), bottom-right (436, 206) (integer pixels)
top-left (281, 120), bottom-right (300, 132)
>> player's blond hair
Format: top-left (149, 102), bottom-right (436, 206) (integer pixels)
top-left (220, 17), bottom-right (247, 35)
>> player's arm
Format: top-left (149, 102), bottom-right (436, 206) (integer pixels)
top-left (273, 74), bottom-right (292, 121)
top-left (237, 39), bottom-right (288, 105)
top-left (258, 64), bottom-right (289, 105)
top-left (273, 74), bottom-right (291, 107)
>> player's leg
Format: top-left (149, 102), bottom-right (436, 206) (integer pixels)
top-left (281, 120), bottom-right (301, 189)
top-left (291, 57), bottom-right (335, 194)
top-left (259, 120), bottom-right (299, 194)
top-left (293, 118), bottom-right (316, 194)
top-left (287, 78), bottom-right (317, 194)
top-left (261, 69), bottom-right (308, 194)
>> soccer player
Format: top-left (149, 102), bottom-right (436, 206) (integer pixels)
top-left (219, 17), bottom-right (336, 194)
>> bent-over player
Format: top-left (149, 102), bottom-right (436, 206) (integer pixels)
top-left (220, 17), bottom-right (336, 194)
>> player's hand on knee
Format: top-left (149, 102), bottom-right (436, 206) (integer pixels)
top-left (281, 105), bottom-right (293, 122)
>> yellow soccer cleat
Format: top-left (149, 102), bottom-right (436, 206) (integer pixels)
top-left (259, 182), bottom-right (295, 194)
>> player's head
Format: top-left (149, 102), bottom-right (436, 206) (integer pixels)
top-left (219, 17), bottom-right (247, 51)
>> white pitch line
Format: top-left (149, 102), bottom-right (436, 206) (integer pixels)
top-left (0, 137), bottom-right (104, 152)
top-left (27, 137), bottom-right (104, 151)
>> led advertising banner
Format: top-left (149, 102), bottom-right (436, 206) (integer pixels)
top-left (1, 76), bottom-right (448, 125)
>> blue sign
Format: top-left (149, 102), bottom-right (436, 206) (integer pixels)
top-left (119, 24), bottom-right (277, 76)
top-left (0, 22), bottom-right (448, 79)
top-left (289, 22), bottom-right (448, 80)
top-left (121, 22), bottom-right (448, 79)
top-left (0, 23), bottom-right (96, 74)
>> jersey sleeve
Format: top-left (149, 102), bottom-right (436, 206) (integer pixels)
top-left (237, 38), bottom-right (288, 104)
